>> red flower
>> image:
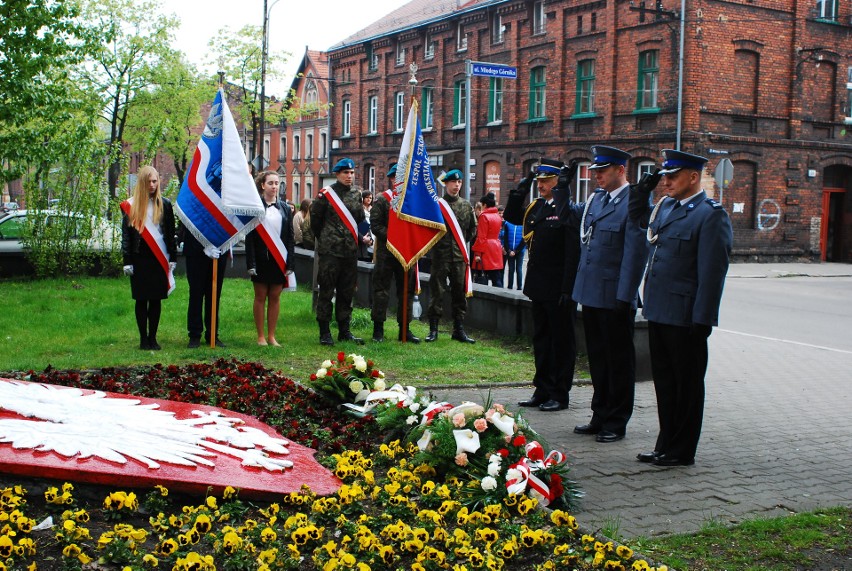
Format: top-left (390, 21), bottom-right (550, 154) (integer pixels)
top-left (337, 352), bottom-right (345, 362)
top-left (371, 370), bottom-right (380, 378)
top-left (512, 435), bottom-right (527, 447)
top-left (527, 446), bottom-right (544, 462)
top-left (498, 448), bottom-right (509, 458)
top-left (549, 473), bottom-right (564, 499)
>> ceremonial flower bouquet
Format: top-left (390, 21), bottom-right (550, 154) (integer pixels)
top-left (308, 352), bottom-right (385, 404)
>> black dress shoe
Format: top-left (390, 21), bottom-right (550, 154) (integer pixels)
top-left (652, 454), bottom-right (695, 467)
top-left (573, 423), bottom-right (602, 435)
top-left (518, 396), bottom-right (546, 407)
top-left (538, 399), bottom-right (568, 412)
top-left (595, 430), bottom-right (625, 443)
top-left (636, 451), bottom-right (662, 463)
top-left (187, 338), bottom-right (200, 349)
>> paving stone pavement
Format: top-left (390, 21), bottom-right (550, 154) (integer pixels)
top-left (430, 263), bottom-right (852, 539)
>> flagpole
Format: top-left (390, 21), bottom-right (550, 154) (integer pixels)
top-left (399, 64), bottom-right (420, 344)
top-left (210, 258), bottom-right (219, 348)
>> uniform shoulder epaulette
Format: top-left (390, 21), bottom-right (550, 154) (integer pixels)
top-left (705, 198), bottom-right (723, 209)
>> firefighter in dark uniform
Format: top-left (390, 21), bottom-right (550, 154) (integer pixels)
top-left (504, 159), bottom-right (581, 412)
top-left (571, 146), bottom-right (649, 442)
top-left (370, 163), bottom-right (420, 343)
top-left (310, 158), bottom-right (366, 346)
top-left (425, 169), bottom-right (477, 343)
top-left (629, 149), bottom-right (733, 466)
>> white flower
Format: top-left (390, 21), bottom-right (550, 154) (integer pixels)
top-left (316, 368), bottom-right (327, 377)
top-left (408, 402), bottom-right (420, 413)
top-left (487, 462), bottom-right (501, 477)
top-left (406, 415), bottom-right (418, 425)
top-left (321, 360), bottom-right (333, 369)
top-left (506, 468), bottom-right (522, 483)
top-left (489, 453), bottom-right (502, 465)
top-left (373, 379), bottom-right (386, 391)
top-left (417, 430), bottom-right (433, 451)
top-left (377, 370), bottom-right (385, 379)
top-left (481, 476), bottom-right (498, 492)
top-left (447, 402), bottom-right (485, 419)
top-left (489, 411), bottom-right (516, 437)
top-left (353, 356), bottom-right (368, 372)
top-left (349, 380), bottom-right (364, 394)
top-left (453, 429), bottom-right (481, 455)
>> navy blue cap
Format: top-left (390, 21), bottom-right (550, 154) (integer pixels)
top-left (535, 158), bottom-right (564, 179)
top-left (332, 158), bottom-right (355, 173)
top-left (588, 145), bottom-right (631, 170)
top-left (441, 169), bottom-right (463, 182)
top-left (658, 149), bottom-right (708, 175)
top-left (386, 163), bottom-right (397, 178)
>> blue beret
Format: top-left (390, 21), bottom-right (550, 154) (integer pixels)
top-left (588, 145), bottom-right (631, 170)
top-left (332, 158), bottom-right (355, 172)
top-left (441, 169), bottom-right (463, 182)
top-left (659, 149), bottom-right (708, 175)
top-left (535, 158), bottom-right (564, 179)
top-left (386, 163), bottom-right (397, 177)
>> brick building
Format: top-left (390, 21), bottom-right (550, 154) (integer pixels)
top-left (323, 0), bottom-right (852, 261)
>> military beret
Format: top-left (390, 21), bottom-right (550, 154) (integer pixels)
top-left (386, 163), bottom-right (398, 177)
top-left (332, 158), bottom-right (355, 172)
top-left (535, 158), bottom-right (564, 179)
top-left (440, 169), bottom-right (463, 182)
top-left (588, 145), bottom-right (632, 170)
top-left (658, 149), bottom-right (708, 175)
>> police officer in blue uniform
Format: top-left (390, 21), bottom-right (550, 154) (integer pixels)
top-left (629, 149), bottom-right (733, 466)
top-left (571, 146), bottom-right (649, 442)
top-left (505, 158), bottom-right (580, 412)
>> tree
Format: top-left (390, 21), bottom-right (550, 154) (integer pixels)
top-left (0, 0), bottom-right (98, 185)
top-left (76, 0), bottom-right (178, 199)
top-left (124, 53), bottom-right (214, 184)
top-left (207, 25), bottom-right (287, 166)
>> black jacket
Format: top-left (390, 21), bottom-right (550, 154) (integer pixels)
top-left (245, 200), bottom-right (296, 271)
top-left (121, 198), bottom-right (177, 265)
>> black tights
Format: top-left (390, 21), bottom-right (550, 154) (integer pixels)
top-left (135, 299), bottom-right (162, 342)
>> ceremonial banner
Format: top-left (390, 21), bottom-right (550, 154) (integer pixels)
top-left (175, 89), bottom-right (265, 250)
top-left (387, 100), bottom-right (447, 270)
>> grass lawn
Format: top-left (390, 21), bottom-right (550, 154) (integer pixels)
top-left (0, 276), bottom-right (537, 386)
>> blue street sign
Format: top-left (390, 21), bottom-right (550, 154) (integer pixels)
top-left (470, 62), bottom-right (517, 79)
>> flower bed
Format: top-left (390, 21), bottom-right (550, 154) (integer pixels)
top-left (0, 358), bottom-right (667, 570)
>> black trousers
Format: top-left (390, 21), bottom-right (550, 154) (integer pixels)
top-left (648, 321), bottom-right (709, 460)
top-left (371, 252), bottom-right (415, 325)
top-left (530, 298), bottom-right (576, 404)
top-left (583, 306), bottom-right (637, 434)
top-left (186, 255), bottom-right (226, 342)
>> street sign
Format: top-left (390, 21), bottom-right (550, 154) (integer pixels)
top-left (470, 62), bottom-right (517, 79)
top-left (714, 158), bottom-right (733, 188)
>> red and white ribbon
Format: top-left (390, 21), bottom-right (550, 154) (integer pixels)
top-left (319, 186), bottom-right (358, 246)
top-left (504, 441), bottom-right (566, 506)
top-left (437, 198), bottom-right (473, 296)
top-left (121, 199), bottom-right (175, 296)
top-left (255, 214), bottom-right (289, 277)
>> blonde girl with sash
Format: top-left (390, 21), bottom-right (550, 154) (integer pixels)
top-left (120, 166), bottom-right (177, 350)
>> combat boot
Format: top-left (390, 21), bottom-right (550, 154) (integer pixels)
top-left (318, 321), bottom-right (334, 346)
top-left (424, 319), bottom-right (439, 343)
top-left (372, 321), bottom-right (385, 342)
top-left (398, 325), bottom-right (421, 344)
top-left (451, 319), bottom-right (475, 344)
top-left (338, 320), bottom-right (365, 345)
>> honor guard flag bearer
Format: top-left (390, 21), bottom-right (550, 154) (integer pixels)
top-left (175, 88), bottom-right (266, 347)
top-left (387, 99), bottom-right (447, 271)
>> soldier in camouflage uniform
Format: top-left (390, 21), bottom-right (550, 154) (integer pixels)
top-left (426, 169), bottom-right (477, 343)
top-left (310, 158), bottom-right (366, 345)
top-left (370, 164), bottom-right (420, 343)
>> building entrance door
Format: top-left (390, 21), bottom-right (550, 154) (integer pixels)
top-left (820, 187), bottom-right (846, 262)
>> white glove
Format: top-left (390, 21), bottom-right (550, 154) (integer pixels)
top-left (203, 245), bottom-right (221, 259)
top-left (123, 265), bottom-right (134, 276)
top-left (248, 268), bottom-right (257, 276)
top-left (168, 262), bottom-right (176, 272)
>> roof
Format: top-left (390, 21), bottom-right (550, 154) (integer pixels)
top-left (328, 0), bottom-right (506, 51)
top-left (288, 48), bottom-right (330, 102)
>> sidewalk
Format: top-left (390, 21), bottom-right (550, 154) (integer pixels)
top-left (431, 263), bottom-right (852, 539)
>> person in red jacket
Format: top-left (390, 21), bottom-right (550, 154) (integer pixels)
top-left (471, 192), bottom-right (504, 287)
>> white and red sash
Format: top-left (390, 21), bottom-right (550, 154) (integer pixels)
top-left (384, 189), bottom-right (421, 292)
top-left (437, 198), bottom-right (473, 296)
top-left (255, 207), bottom-right (294, 288)
top-left (121, 198), bottom-right (175, 295)
top-left (319, 186), bottom-right (358, 246)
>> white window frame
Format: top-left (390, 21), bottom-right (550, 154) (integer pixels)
top-left (394, 92), bottom-right (405, 132)
top-left (845, 67), bottom-right (852, 123)
top-left (368, 95), bottom-right (378, 134)
top-left (368, 166), bottom-right (376, 192)
top-left (489, 78), bottom-right (503, 124)
top-left (424, 32), bottom-right (435, 60)
top-left (457, 22), bottom-right (468, 52)
top-left (342, 101), bottom-right (351, 136)
top-left (454, 80), bottom-right (467, 127)
top-left (492, 13), bottom-right (504, 44)
top-left (280, 136), bottom-right (286, 161)
top-left (816, 0), bottom-right (838, 19)
top-left (320, 132), bottom-right (327, 158)
top-left (306, 133), bottom-right (314, 159)
top-left (533, 1), bottom-right (545, 35)
top-left (422, 87), bottom-right (434, 130)
top-left (306, 181), bottom-right (313, 198)
top-left (574, 163), bottom-right (592, 203)
top-left (293, 135), bottom-right (300, 160)
top-left (396, 42), bottom-right (406, 66)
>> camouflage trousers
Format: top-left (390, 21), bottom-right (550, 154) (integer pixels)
top-left (371, 251), bottom-right (415, 324)
top-left (427, 259), bottom-right (468, 321)
top-left (316, 254), bottom-right (358, 323)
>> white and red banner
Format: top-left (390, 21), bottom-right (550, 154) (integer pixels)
top-left (319, 186), bottom-right (359, 246)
